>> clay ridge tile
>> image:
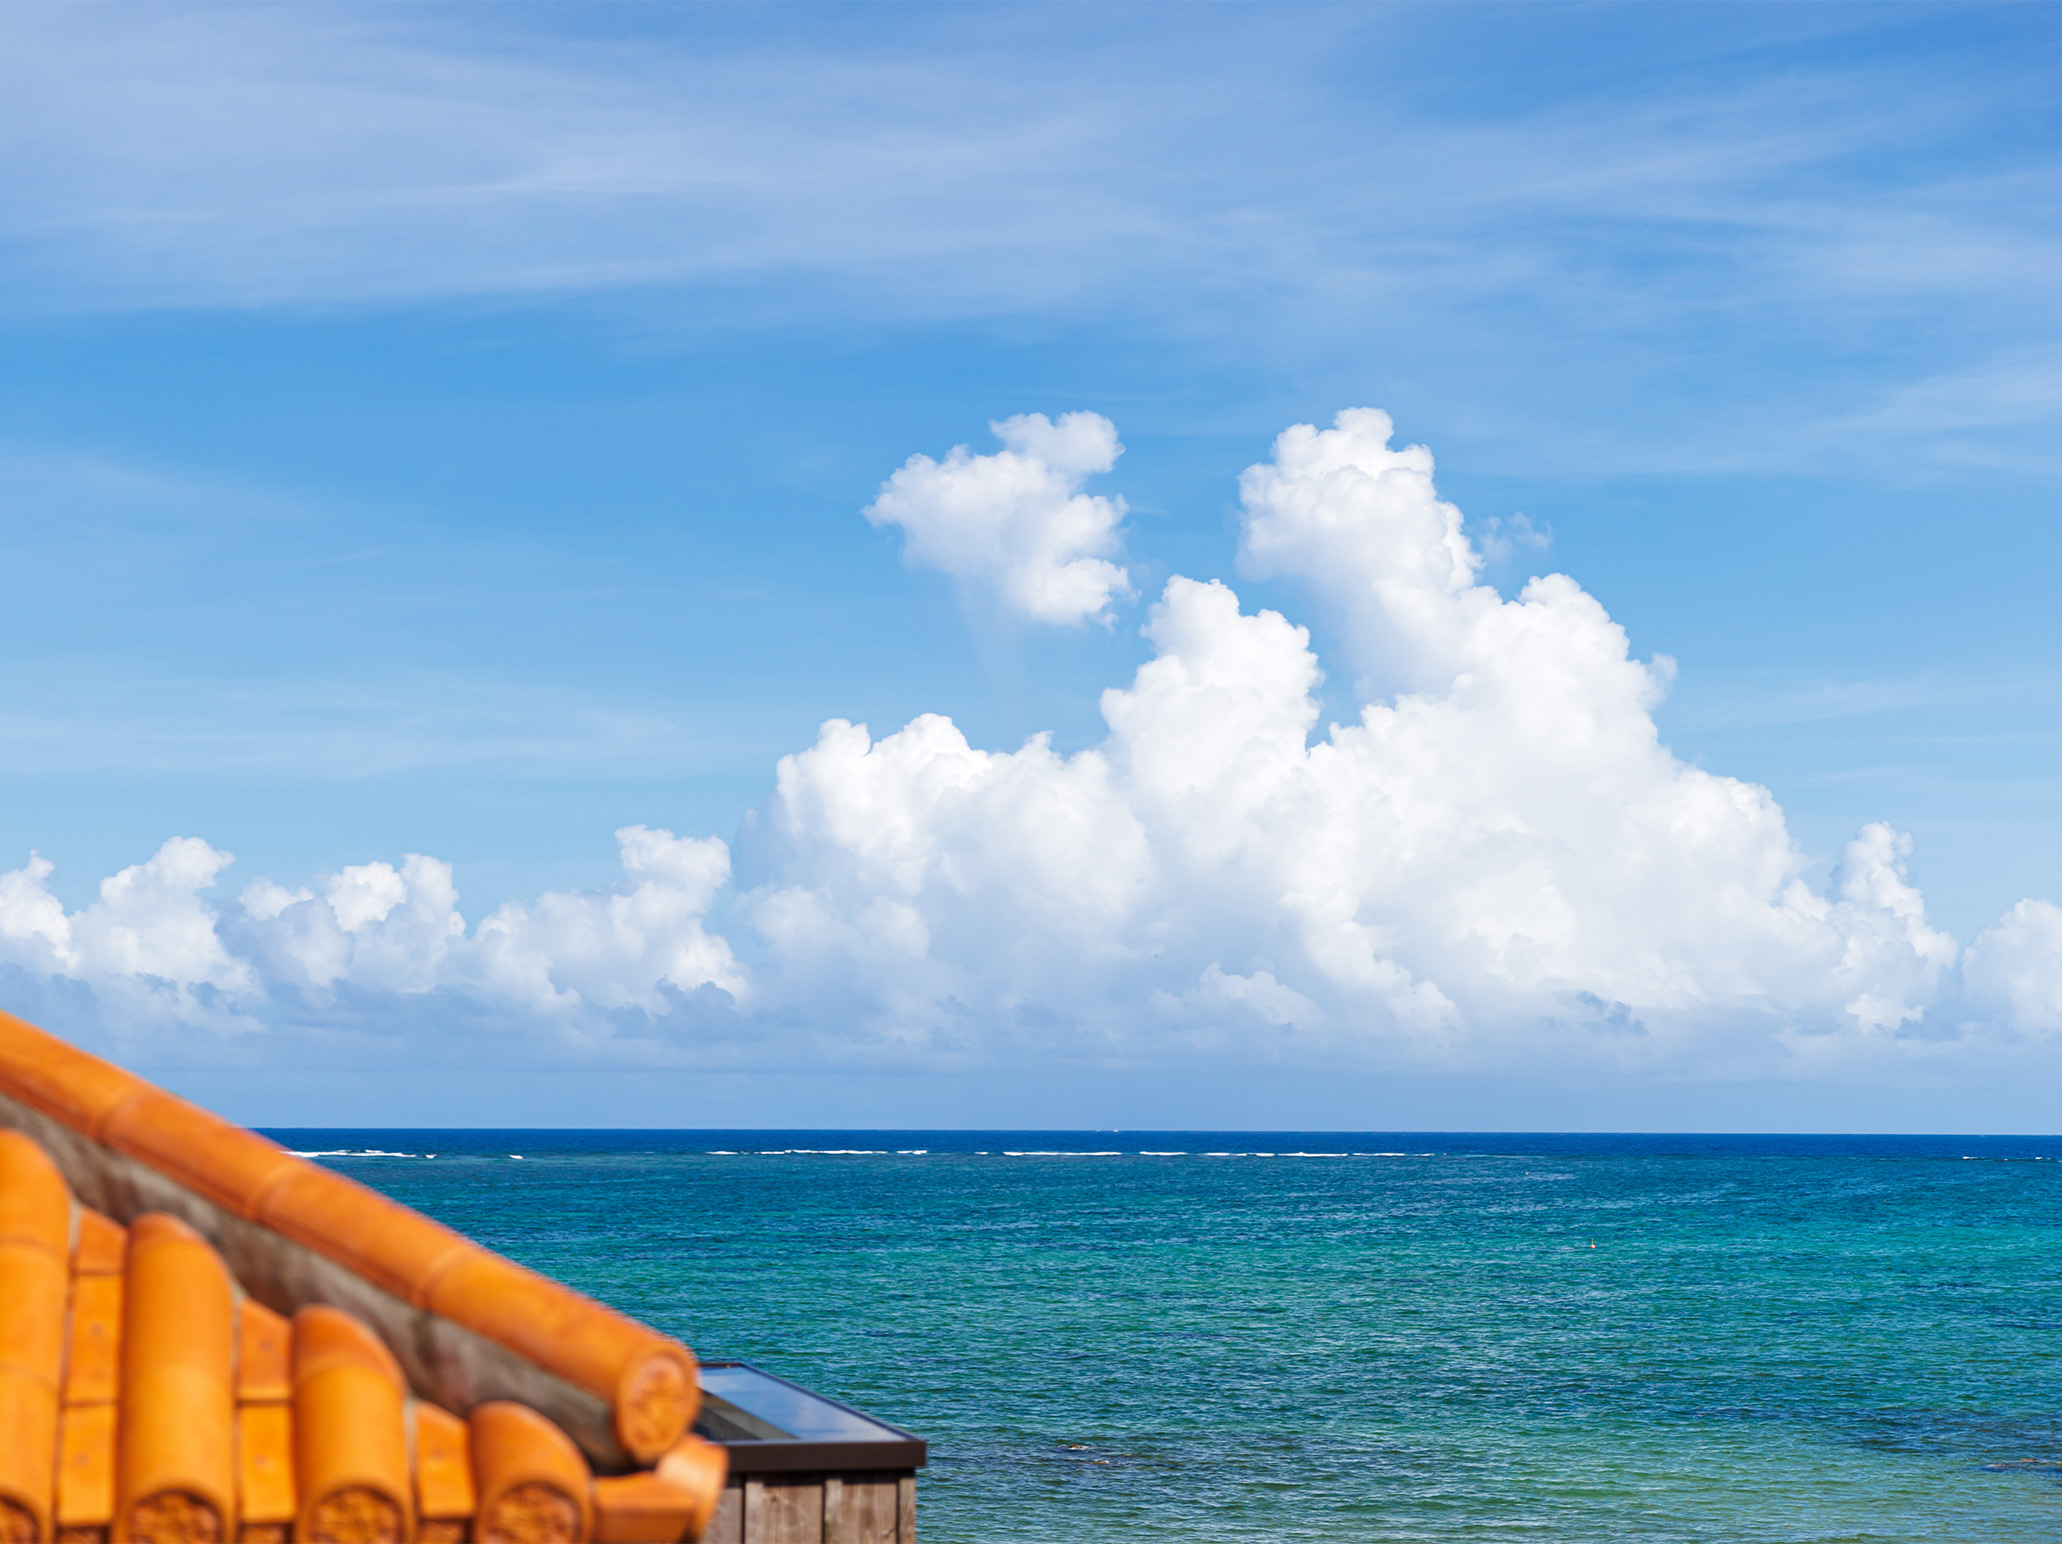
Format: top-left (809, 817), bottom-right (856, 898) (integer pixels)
top-left (252, 1163), bottom-right (478, 1306)
top-left (96, 1091), bottom-right (301, 1221)
top-left (0, 1010), bottom-right (149, 1136)
top-left (429, 1253), bottom-right (699, 1463)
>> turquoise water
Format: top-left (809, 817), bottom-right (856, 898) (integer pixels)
top-left (268, 1131), bottom-right (2062, 1541)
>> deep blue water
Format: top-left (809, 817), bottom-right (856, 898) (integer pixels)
top-left (261, 1131), bottom-right (2062, 1541)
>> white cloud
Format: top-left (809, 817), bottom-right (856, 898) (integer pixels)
top-left (751, 411), bottom-right (2015, 1073)
top-left (4, 408), bottom-right (2059, 1085)
top-left (468, 827), bottom-right (743, 1015)
top-left (2, 839), bottom-right (251, 995)
top-left (865, 413), bottom-right (1132, 625)
top-left (1473, 512), bottom-right (1552, 566)
top-left (0, 855), bottom-right (71, 974)
top-left (5, 826), bottom-right (743, 1044)
top-left (1963, 900), bottom-right (2062, 1037)
top-left (241, 855), bottom-right (465, 995)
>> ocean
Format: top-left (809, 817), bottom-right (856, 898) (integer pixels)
top-left (263, 1131), bottom-right (2062, 1542)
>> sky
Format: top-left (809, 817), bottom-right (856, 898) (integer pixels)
top-left (2, 2), bottom-right (2060, 1130)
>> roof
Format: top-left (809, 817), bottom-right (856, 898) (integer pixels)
top-left (0, 1010), bottom-right (728, 1544)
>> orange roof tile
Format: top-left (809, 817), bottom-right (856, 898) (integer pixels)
top-left (234, 1403), bottom-right (295, 1531)
top-left (291, 1306), bottom-right (412, 1543)
top-left (0, 1359), bottom-right (63, 1539)
top-left (0, 1126), bottom-right (70, 1253)
top-left (236, 1300), bottom-right (292, 1406)
top-left (55, 1400), bottom-right (115, 1534)
top-left (0, 1129), bottom-right (70, 1541)
top-left (63, 1274), bottom-right (122, 1406)
top-left (290, 1304), bottom-right (403, 1393)
top-left (72, 1208), bottom-right (127, 1277)
top-left (412, 1400), bottom-right (477, 1529)
top-left (471, 1399), bottom-right (594, 1544)
top-left (593, 1470), bottom-right (713, 1544)
top-left (117, 1212), bottom-right (238, 1543)
top-left (654, 1436), bottom-right (729, 1539)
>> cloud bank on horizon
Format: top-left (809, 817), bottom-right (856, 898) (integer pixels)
top-left (4, 410), bottom-right (2058, 1076)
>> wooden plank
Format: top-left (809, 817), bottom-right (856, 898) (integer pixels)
top-left (704, 1480), bottom-right (744, 1544)
top-left (822, 1478), bottom-right (845, 1544)
top-left (835, 1477), bottom-right (901, 1544)
top-left (896, 1476), bottom-right (916, 1544)
top-left (754, 1479), bottom-right (823, 1544)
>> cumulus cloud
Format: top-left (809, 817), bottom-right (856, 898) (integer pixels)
top-left (1, 840), bottom-right (251, 997)
top-left (5, 407), bottom-right (2061, 1081)
top-left (865, 412), bottom-right (1132, 625)
top-left (3, 827), bottom-right (744, 1053)
top-left (1962, 901), bottom-right (2062, 1036)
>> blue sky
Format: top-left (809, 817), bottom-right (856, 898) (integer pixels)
top-left (2, 3), bottom-right (2060, 1128)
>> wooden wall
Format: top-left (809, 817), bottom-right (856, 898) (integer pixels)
top-left (702, 1472), bottom-right (917, 1544)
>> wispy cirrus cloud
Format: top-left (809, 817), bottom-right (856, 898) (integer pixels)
top-left (5, 5), bottom-right (2059, 488)
top-left (0, 5), bottom-right (2053, 335)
